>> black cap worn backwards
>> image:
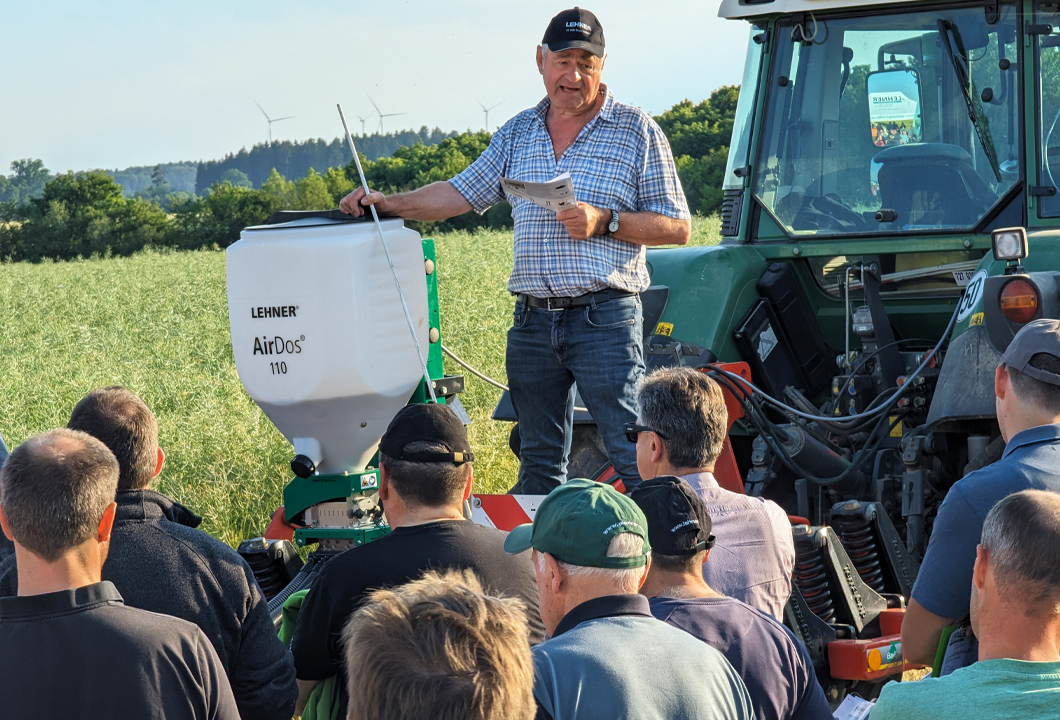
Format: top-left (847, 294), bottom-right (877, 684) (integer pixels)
top-left (629, 476), bottom-right (715, 556)
top-left (542, 7), bottom-right (605, 58)
top-left (378, 403), bottom-right (474, 464)
top-left (1000, 318), bottom-right (1060, 387)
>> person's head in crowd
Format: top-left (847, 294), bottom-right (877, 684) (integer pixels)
top-left (629, 476), bottom-right (717, 599)
top-left (0, 429), bottom-right (119, 594)
top-left (634, 367), bottom-right (727, 479)
top-left (376, 403), bottom-right (475, 527)
top-left (996, 319), bottom-right (1060, 441)
top-left (68, 386), bottom-right (164, 491)
top-left (971, 489), bottom-right (1060, 660)
top-left (342, 568), bottom-right (535, 720)
top-left (504, 479), bottom-right (651, 634)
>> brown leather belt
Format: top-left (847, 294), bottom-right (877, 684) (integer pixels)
top-left (516, 290), bottom-right (636, 311)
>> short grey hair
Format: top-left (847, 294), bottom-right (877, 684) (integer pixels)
top-left (637, 367), bottom-right (727, 469)
top-left (0, 429), bottom-right (119, 562)
top-left (536, 532), bottom-right (647, 594)
top-left (981, 489), bottom-right (1060, 612)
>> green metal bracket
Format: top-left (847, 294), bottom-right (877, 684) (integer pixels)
top-left (293, 524), bottom-right (390, 547)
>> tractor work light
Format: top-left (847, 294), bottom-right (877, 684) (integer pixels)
top-left (991, 227), bottom-right (1028, 262)
top-left (999, 277), bottom-right (1039, 325)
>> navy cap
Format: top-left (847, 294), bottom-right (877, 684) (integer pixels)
top-left (629, 476), bottom-right (715, 556)
top-left (542, 8), bottom-right (605, 58)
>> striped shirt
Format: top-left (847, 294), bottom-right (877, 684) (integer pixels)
top-left (450, 87), bottom-right (690, 297)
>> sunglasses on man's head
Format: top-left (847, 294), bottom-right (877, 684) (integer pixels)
top-left (623, 423), bottom-right (667, 444)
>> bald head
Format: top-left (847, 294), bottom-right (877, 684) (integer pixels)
top-left (68, 386), bottom-right (158, 490)
top-left (0, 429), bottom-right (119, 562)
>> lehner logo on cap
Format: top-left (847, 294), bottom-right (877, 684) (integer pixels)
top-left (567, 21), bottom-right (592, 33)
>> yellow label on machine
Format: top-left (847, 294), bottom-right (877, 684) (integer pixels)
top-left (655, 322), bottom-right (674, 336)
top-left (969, 312), bottom-right (984, 327)
top-left (889, 416), bottom-right (903, 437)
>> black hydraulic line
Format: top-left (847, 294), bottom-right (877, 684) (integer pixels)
top-left (267, 552), bottom-right (328, 629)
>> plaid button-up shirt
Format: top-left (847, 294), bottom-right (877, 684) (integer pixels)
top-left (450, 87), bottom-right (690, 297)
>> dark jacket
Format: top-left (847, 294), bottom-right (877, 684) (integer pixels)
top-left (0, 489), bottom-right (297, 720)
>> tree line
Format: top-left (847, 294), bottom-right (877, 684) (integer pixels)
top-left (0, 88), bottom-right (737, 263)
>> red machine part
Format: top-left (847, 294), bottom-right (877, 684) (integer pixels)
top-left (708, 362), bottom-right (752, 495)
top-left (827, 608), bottom-right (924, 681)
top-left (263, 506), bottom-right (299, 542)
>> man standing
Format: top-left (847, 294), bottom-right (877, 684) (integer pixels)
top-left (0, 429), bottom-right (239, 719)
top-left (902, 320), bottom-right (1060, 666)
top-left (340, 8), bottom-right (691, 493)
top-left (635, 366), bottom-right (795, 619)
top-left (504, 478), bottom-right (754, 720)
top-left (630, 476), bottom-right (832, 720)
top-left (0, 387), bottom-right (297, 720)
top-left (874, 490), bottom-right (1060, 719)
top-left (291, 403), bottom-right (543, 718)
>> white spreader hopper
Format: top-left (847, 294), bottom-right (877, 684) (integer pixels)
top-left (226, 214), bottom-right (429, 475)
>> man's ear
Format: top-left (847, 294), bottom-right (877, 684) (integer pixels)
top-left (702, 549), bottom-right (711, 565)
top-left (377, 465), bottom-right (390, 503)
top-left (995, 364), bottom-right (1008, 400)
top-left (973, 544), bottom-right (989, 590)
top-left (636, 556), bottom-right (650, 590)
top-left (651, 433), bottom-right (666, 465)
top-left (154, 447), bottom-right (165, 478)
top-left (461, 465), bottom-right (474, 502)
top-left (0, 505), bottom-right (13, 542)
top-left (97, 502), bottom-right (117, 543)
top-left (544, 552), bottom-right (564, 594)
top-left (537, 45), bottom-right (545, 75)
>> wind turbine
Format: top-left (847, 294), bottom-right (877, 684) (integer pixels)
top-left (475, 98), bottom-right (504, 130)
top-left (368, 95), bottom-right (406, 133)
top-left (355, 111), bottom-right (376, 136)
top-left (255, 101), bottom-right (295, 144)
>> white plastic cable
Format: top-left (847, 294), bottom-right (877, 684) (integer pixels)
top-left (337, 104), bottom-right (437, 403)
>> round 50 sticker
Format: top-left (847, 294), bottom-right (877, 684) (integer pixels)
top-left (956, 269), bottom-right (988, 323)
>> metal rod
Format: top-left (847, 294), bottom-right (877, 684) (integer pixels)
top-left (337, 103), bottom-right (437, 403)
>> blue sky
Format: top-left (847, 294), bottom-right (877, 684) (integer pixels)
top-left (0, 1), bottom-right (748, 173)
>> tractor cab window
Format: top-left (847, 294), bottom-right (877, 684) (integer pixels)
top-left (753, 4), bottom-right (1021, 238)
top-left (1036, 1), bottom-right (1060, 217)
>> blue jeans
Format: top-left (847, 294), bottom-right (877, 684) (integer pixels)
top-left (506, 294), bottom-right (644, 494)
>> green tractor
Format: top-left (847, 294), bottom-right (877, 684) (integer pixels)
top-left (630, 0), bottom-right (1060, 700)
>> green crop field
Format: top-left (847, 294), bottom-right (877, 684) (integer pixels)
top-left (0, 215), bottom-right (720, 547)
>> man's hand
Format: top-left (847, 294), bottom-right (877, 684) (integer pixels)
top-left (339, 186), bottom-right (388, 217)
top-left (556, 202), bottom-right (606, 240)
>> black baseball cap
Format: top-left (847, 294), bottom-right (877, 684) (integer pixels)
top-left (378, 403), bottom-right (474, 464)
top-left (1000, 319), bottom-right (1060, 386)
top-left (629, 476), bottom-right (715, 556)
top-left (542, 7), bottom-right (605, 58)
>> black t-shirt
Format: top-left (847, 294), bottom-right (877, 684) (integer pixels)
top-left (0, 581), bottom-right (239, 720)
top-left (291, 519), bottom-right (544, 709)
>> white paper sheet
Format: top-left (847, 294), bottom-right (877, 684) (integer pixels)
top-left (500, 172), bottom-right (577, 212)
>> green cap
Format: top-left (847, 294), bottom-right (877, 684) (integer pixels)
top-left (503, 479), bottom-right (651, 568)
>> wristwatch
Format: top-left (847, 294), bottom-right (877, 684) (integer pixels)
top-left (606, 209), bottom-right (620, 235)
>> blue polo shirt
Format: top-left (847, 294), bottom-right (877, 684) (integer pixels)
top-left (912, 424), bottom-right (1060, 619)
